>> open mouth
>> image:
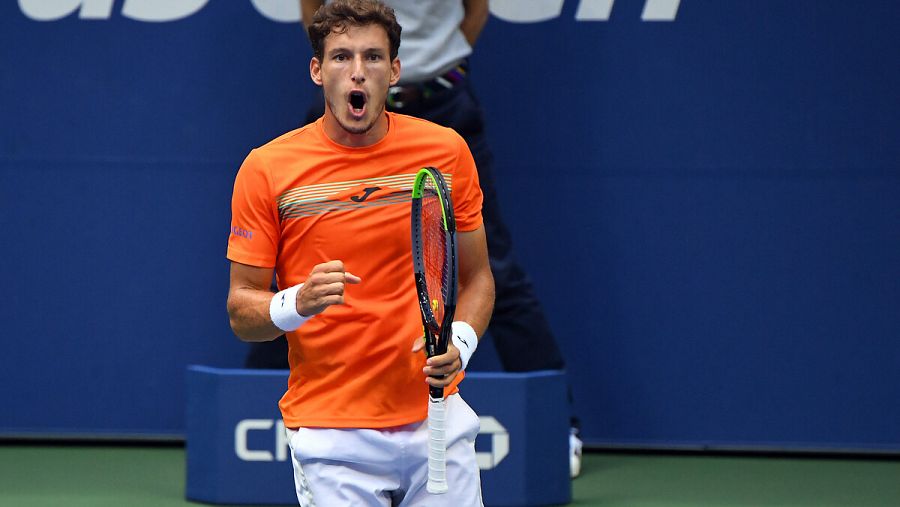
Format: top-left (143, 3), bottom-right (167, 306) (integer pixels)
top-left (349, 91), bottom-right (366, 115)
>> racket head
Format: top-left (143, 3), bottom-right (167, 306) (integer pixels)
top-left (411, 167), bottom-right (458, 360)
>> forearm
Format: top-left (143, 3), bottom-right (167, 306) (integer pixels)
top-left (227, 287), bottom-right (284, 342)
top-left (227, 260), bottom-right (360, 342)
top-left (455, 266), bottom-right (494, 338)
top-left (419, 266), bottom-right (492, 385)
top-left (460, 0), bottom-right (489, 47)
top-left (412, 225), bottom-right (492, 384)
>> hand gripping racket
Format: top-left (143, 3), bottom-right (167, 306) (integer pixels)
top-left (411, 166), bottom-right (458, 495)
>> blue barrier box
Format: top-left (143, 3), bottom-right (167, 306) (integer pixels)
top-left (186, 366), bottom-right (570, 506)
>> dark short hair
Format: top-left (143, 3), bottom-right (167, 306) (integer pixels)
top-left (308, 0), bottom-right (402, 61)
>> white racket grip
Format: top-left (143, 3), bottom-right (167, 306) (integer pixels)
top-left (426, 395), bottom-right (449, 494)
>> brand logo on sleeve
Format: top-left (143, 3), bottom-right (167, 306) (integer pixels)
top-left (231, 226), bottom-right (253, 240)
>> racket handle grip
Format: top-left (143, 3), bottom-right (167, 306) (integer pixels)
top-left (426, 395), bottom-right (449, 494)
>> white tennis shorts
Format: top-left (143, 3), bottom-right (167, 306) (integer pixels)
top-left (285, 393), bottom-right (483, 506)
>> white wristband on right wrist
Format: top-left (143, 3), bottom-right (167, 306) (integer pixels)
top-left (451, 321), bottom-right (478, 371)
top-left (269, 284), bottom-right (309, 332)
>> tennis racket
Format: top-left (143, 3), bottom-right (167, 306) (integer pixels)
top-left (411, 166), bottom-right (458, 495)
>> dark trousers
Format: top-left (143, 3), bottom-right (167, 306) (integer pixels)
top-left (393, 81), bottom-right (567, 373)
top-left (246, 80), bottom-right (573, 423)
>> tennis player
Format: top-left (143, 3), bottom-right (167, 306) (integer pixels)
top-left (225, 0), bottom-right (494, 505)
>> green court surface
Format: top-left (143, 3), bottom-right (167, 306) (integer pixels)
top-left (0, 445), bottom-right (897, 506)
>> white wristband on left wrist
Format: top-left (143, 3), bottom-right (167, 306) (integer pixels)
top-left (451, 321), bottom-right (478, 371)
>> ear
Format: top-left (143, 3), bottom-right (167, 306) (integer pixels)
top-left (310, 57), bottom-right (323, 86)
top-left (390, 57), bottom-right (401, 86)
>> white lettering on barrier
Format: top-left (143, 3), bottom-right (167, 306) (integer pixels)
top-left (574, 0), bottom-right (615, 21)
top-left (235, 419), bottom-right (274, 462)
top-left (233, 417), bottom-right (509, 469)
top-left (235, 419), bottom-right (289, 462)
top-left (18, 0), bottom-right (113, 21)
top-left (486, 0), bottom-right (681, 22)
top-left (475, 416), bottom-right (509, 470)
top-left (250, 0), bottom-right (300, 23)
top-left (19, 0), bottom-right (681, 22)
top-left (121, 0), bottom-right (207, 22)
top-left (234, 419), bottom-right (275, 461)
top-left (274, 419), bottom-right (290, 461)
top-left (641, 0), bottom-right (682, 21)
top-left (573, 0), bottom-right (682, 21)
top-left (489, 0), bottom-right (564, 23)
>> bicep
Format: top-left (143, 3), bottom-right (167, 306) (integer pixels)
top-left (229, 262), bottom-right (274, 294)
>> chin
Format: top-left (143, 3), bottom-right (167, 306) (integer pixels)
top-left (339, 115), bottom-right (378, 135)
top-left (340, 121), bottom-right (371, 135)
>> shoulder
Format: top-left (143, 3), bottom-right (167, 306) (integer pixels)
top-left (389, 113), bottom-right (469, 156)
top-left (255, 122), bottom-right (318, 153)
top-left (390, 112), bottom-right (461, 140)
top-left (237, 123), bottom-right (318, 182)
top-left (239, 123), bottom-right (321, 178)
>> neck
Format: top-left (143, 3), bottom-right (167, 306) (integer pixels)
top-left (322, 110), bottom-right (389, 148)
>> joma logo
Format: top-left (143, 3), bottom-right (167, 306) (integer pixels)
top-left (350, 187), bottom-right (381, 203)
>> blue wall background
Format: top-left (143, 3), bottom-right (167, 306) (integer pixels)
top-left (1, 1), bottom-right (898, 450)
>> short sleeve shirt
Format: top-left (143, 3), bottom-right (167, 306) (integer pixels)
top-left (227, 112), bottom-right (482, 428)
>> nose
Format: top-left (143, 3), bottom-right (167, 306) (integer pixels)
top-left (350, 56), bottom-right (365, 84)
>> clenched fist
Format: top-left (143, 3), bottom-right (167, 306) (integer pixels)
top-left (296, 260), bottom-right (362, 316)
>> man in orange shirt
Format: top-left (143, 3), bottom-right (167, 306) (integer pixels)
top-left (225, 1), bottom-right (494, 505)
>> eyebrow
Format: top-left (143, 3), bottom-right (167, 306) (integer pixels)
top-left (326, 47), bottom-right (387, 57)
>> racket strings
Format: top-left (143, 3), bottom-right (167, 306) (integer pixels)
top-left (420, 185), bottom-right (447, 327)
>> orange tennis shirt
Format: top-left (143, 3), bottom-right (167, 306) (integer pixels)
top-left (227, 112), bottom-right (483, 429)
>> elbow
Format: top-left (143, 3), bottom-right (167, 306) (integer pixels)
top-left (228, 316), bottom-right (245, 341)
top-left (226, 295), bottom-right (250, 341)
top-left (229, 320), bottom-right (255, 343)
top-left (487, 270), bottom-right (496, 311)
